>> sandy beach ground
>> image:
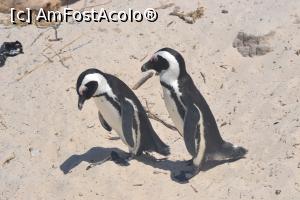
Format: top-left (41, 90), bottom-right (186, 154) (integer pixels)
top-left (1, 0), bottom-right (300, 199)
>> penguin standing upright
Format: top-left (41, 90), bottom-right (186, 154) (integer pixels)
top-left (76, 68), bottom-right (170, 167)
top-left (141, 48), bottom-right (247, 183)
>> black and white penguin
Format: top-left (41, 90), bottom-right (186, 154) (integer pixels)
top-left (141, 48), bottom-right (247, 182)
top-left (76, 68), bottom-right (170, 167)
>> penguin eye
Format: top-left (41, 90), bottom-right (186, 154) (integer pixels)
top-left (85, 81), bottom-right (99, 98)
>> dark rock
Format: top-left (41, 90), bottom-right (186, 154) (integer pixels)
top-left (0, 41), bottom-right (23, 67)
top-left (221, 9), bottom-right (228, 14)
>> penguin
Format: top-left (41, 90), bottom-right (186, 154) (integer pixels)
top-left (141, 48), bottom-right (247, 183)
top-left (76, 68), bottom-right (170, 168)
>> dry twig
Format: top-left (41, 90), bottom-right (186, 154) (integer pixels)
top-left (170, 6), bottom-right (204, 24)
top-left (144, 100), bottom-right (178, 131)
top-left (41, 53), bottom-right (54, 63)
top-left (167, 21), bottom-right (174, 27)
top-left (0, 121), bottom-right (7, 129)
top-left (219, 65), bottom-right (228, 69)
top-left (155, 3), bottom-right (175, 10)
top-left (48, 22), bottom-right (63, 42)
top-left (48, 46), bottom-right (69, 68)
top-left (105, 136), bottom-right (121, 141)
top-left (2, 153), bottom-right (15, 166)
top-left (200, 72), bottom-right (206, 83)
top-left (132, 73), bottom-right (177, 131)
top-left (31, 28), bottom-right (51, 46)
top-left (16, 34), bottom-right (83, 81)
top-left (132, 71), bottom-right (154, 90)
top-left (0, 114), bottom-right (8, 130)
top-left (133, 184), bottom-right (143, 187)
top-left (190, 185), bottom-right (199, 193)
top-left (139, 54), bottom-right (148, 62)
top-left (146, 111), bottom-right (177, 131)
top-left (71, 40), bottom-right (93, 51)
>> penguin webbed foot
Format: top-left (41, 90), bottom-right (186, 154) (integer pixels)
top-left (172, 171), bottom-right (191, 184)
top-left (86, 151), bottom-right (130, 170)
top-left (171, 168), bottom-right (200, 184)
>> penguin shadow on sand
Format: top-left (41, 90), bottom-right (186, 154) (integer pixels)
top-left (60, 147), bottom-right (128, 174)
top-left (60, 146), bottom-right (243, 183)
top-left (135, 153), bottom-right (244, 183)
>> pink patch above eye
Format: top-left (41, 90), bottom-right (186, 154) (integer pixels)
top-left (151, 55), bottom-right (158, 62)
top-left (79, 86), bottom-right (87, 95)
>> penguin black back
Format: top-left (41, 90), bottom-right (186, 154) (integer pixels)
top-left (141, 48), bottom-right (247, 182)
top-left (76, 68), bottom-right (170, 156)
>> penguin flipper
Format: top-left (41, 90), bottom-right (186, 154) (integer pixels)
top-left (120, 98), bottom-right (135, 148)
top-left (183, 103), bottom-right (200, 157)
top-left (98, 111), bottom-right (112, 132)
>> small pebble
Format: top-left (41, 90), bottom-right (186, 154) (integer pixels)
top-left (87, 123), bottom-right (95, 128)
top-left (221, 9), bottom-right (229, 14)
top-left (29, 147), bottom-right (41, 157)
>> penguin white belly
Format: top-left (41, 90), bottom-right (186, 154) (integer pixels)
top-left (94, 97), bottom-right (129, 146)
top-left (162, 87), bottom-right (184, 135)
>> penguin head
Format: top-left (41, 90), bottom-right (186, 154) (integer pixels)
top-left (76, 68), bottom-right (105, 110)
top-left (141, 48), bottom-right (186, 82)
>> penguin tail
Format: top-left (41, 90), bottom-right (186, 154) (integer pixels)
top-left (206, 142), bottom-right (248, 161)
top-left (152, 133), bottom-right (170, 156)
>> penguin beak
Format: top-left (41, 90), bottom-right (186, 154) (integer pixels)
top-left (78, 95), bottom-right (86, 110)
top-left (141, 61), bottom-right (151, 72)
